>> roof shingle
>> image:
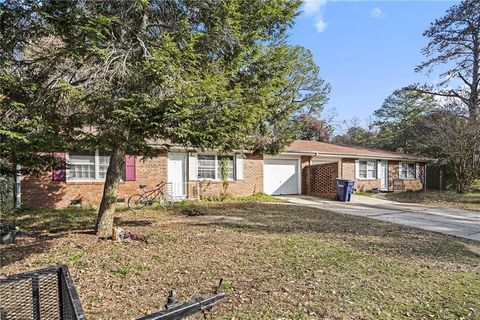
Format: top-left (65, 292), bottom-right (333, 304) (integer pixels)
top-left (285, 140), bottom-right (426, 161)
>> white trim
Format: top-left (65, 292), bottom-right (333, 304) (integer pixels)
top-left (281, 151), bottom-right (425, 162)
top-left (66, 151), bottom-right (98, 182)
top-left (424, 163), bottom-right (427, 191)
top-left (66, 150), bottom-right (124, 182)
top-left (277, 152), bottom-right (317, 157)
top-left (235, 154), bottom-right (244, 180)
top-left (379, 160), bottom-right (389, 190)
top-left (377, 160), bottom-right (381, 180)
top-left (196, 153), bottom-right (235, 181)
top-left (188, 152), bottom-right (198, 181)
top-left (357, 159), bottom-right (377, 179)
top-left (168, 152), bottom-right (187, 199)
top-left (399, 161), bottom-right (416, 179)
top-left (355, 160), bottom-right (360, 179)
top-left (147, 142), bottom-right (427, 162)
top-left (263, 157), bottom-right (301, 195)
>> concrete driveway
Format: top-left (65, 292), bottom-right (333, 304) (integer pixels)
top-left (285, 195), bottom-right (480, 241)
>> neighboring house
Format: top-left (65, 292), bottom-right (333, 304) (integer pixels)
top-left (21, 140), bottom-right (427, 208)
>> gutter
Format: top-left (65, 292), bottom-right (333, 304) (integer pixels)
top-left (284, 151), bottom-right (428, 162)
top-left (149, 142), bottom-right (429, 162)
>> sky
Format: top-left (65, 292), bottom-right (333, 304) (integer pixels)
top-left (288, 0), bottom-right (457, 129)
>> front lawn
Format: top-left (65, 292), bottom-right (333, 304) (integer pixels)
top-left (387, 190), bottom-right (480, 211)
top-left (1, 202), bottom-right (479, 319)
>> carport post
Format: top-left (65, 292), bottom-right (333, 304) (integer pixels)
top-left (423, 163), bottom-right (427, 192)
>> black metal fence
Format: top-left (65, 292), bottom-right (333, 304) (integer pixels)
top-left (0, 266), bottom-right (226, 320)
top-left (0, 265), bottom-right (86, 320)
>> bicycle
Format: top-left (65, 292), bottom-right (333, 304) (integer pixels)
top-left (127, 181), bottom-right (174, 210)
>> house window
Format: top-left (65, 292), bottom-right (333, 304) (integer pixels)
top-left (197, 154), bottom-right (234, 180)
top-left (68, 150), bottom-right (122, 181)
top-left (69, 152), bottom-right (96, 180)
top-left (198, 155), bottom-right (216, 179)
top-left (400, 163), bottom-right (416, 179)
top-left (98, 153), bottom-right (110, 179)
top-left (359, 160), bottom-right (376, 179)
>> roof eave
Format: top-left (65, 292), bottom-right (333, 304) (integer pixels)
top-left (285, 150), bottom-right (428, 162)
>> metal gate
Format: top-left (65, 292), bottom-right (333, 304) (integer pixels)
top-left (0, 265), bottom-right (85, 320)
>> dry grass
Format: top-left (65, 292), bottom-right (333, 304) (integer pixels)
top-left (1, 202), bottom-right (480, 319)
top-left (387, 190), bottom-right (480, 212)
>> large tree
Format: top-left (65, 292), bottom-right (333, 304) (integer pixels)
top-left (413, 0), bottom-right (480, 121)
top-left (415, 109), bottom-right (480, 193)
top-left (249, 45), bottom-right (331, 145)
top-left (410, 0), bottom-right (480, 193)
top-left (287, 46), bottom-right (332, 142)
top-left (332, 118), bottom-right (376, 147)
top-left (1, 0), bottom-right (314, 237)
top-left (1, 33), bottom-right (68, 210)
top-left (373, 88), bottom-right (436, 153)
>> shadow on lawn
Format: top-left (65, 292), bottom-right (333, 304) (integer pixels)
top-left (1, 207), bottom-right (154, 267)
top-left (113, 217), bottom-right (153, 227)
top-left (0, 234), bottom-right (61, 268)
top-left (185, 202), bottom-right (480, 264)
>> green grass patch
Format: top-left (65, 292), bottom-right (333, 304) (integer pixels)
top-left (388, 190), bottom-right (480, 211)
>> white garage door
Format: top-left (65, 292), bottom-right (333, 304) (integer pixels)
top-left (264, 159), bottom-right (299, 195)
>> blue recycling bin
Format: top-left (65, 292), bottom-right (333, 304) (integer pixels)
top-left (336, 178), bottom-right (355, 202)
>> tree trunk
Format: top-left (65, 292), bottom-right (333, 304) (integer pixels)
top-left (95, 148), bottom-right (124, 238)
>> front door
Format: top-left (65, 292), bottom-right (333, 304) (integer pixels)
top-left (379, 161), bottom-right (388, 190)
top-left (168, 153), bottom-right (186, 199)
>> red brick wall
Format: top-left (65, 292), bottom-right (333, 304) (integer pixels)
top-left (340, 158), bottom-right (424, 192)
top-left (341, 159), bottom-right (355, 180)
top-left (301, 156), bottom-right (312, 195)
top-left (22, 153), bottom-right (168, 209)
top-left (191, 154), bottom-right (264, 198)
top-left (22, 152), bottom-right (264, 208)
top-left (355, 179), bottom-right (381, 192)
top-left (306, 162), bottom-right (339, 195)
top-left (388, 161), bottom-right (424, 192)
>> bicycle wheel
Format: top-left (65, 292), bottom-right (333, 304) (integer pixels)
top-left (128, 194), bottom-right (147, 211)
top-left (159, 193), bottom-right (174, 209)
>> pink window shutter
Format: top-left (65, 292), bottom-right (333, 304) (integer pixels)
top-left (124, 155), bottom-right (136, 181)
top-left (52, 152), bottom-right (67, 182)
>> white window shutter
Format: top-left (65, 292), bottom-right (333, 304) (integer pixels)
top-left (377, 161), bottom-right (381, 179)
top-left (355, 160), bottom-right (360, 179)
top-left (235, 154), bottom-right (244, 180)
top-left (415, 162), bottom-right (420, 179)
top-left (398, 162), bottom-right (403, 178)
top-left (188, 153), bottom-right (198, 181)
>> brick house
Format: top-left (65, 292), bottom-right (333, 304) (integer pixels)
top-left (21, 140), bottom-right (427, 208)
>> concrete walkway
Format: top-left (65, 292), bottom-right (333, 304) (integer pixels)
top-left (284, 195), bottom-right (480, 241)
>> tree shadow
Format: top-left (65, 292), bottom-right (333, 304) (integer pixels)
top-left (183, 202), bottom-right (480, 264)
top-left (0, 233), bottom-right (62, 268)
top-left (21, 174), bottom-right (68, 209)
top-left (6, 207), bottom-right (96, 234)
top-left (113, 217), bottom-right (153, 227)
